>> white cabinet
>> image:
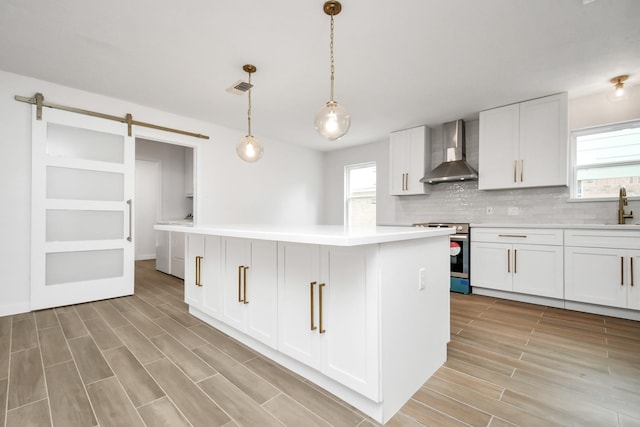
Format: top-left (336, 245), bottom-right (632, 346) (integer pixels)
top-left (170, 232), bottom-right (185, 279)
top-left (277, 242), bottom-right (380, 401)
top-left (155, 230), bottom-right (171, 274)
top-left (184, 234), bottom-right (221, 318)
top-left (471, 228), bottom-right (564, 298)
top-left (220, 238), bottom-right (278, 348)
top-left (564, 230), bottom-right (640, 310)
top-left (478, 93), bottom-right (568, 190)
top-left (389, 126), bottom-right (431, 195)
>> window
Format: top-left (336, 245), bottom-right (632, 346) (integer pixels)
top-left (570, 120), bottom-right (640, 200)
top-left (345, 162), bottom-right (376, 227)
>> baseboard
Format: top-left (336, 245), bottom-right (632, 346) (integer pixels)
top-left (135, 254), bottom-right (155, 261)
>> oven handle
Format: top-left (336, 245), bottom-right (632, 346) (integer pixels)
top-left (450, 235), bottom-right (468, 242)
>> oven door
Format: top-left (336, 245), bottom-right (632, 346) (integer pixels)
top-left (449, 234), bottom-right (469, 279)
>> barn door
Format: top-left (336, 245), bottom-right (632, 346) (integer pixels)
top-left (30, 106), bottom-right (135, 310)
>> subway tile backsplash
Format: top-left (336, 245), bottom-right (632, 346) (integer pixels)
top-left (395, 120), bottom-right (639, 225)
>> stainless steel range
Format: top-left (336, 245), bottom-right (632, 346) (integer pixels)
top-left (413, 222), bottom-right (471, 294)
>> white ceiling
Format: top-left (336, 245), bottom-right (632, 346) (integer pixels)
top-left (1, 0), bottom-right (639, 151)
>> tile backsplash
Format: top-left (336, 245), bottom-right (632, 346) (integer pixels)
top-left (395, 120), bottom-right (639, 225)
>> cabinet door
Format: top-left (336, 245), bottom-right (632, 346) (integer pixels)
top-left (470, 242), bottom-right (512, 291)
top-left (478, 104), bottom-right (520, 190)
top-left (512, 244), bottom-right (563, 298)
top-left (519, 93), bottom-right (568, 187)
top-left (320, 245), bottom-right (380, 400)
top-left (155, 231), bottom-right (171, 274)
top-left (406, 126), bottom-right (427, 194)
top-left (565, 247), bottom-right (627, 308)
top-left (221, 238), bottom-right (249, 330)
top-left (244, 240), bottom-right (278, 348)
top-left (170, 232), bottom-right (185, 279)
top-left (389, 130), bottom-right (409, 195)
top-left (201, 236), bottom-right (221, 318)
top-left (184, 234), bottom-right (204, 308)
top-left (277, 242), bottom-right (321, 368)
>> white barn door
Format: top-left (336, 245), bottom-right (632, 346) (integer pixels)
top-left (31, 106), bottom-right (135, 310)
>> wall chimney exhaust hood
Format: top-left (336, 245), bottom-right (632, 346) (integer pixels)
top-left (420, 119), bottom-right (478, 184)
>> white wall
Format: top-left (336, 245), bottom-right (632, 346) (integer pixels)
top-left (135, 159), bottom-right (161, 260)
top-left (322, 140), bottom-right (395, 225)
top-left (0, 70), bottom-right (324, 316)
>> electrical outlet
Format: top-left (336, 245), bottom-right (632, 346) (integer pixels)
top-left (508, 206), bottom-right (519, 216)
top-left (418, 268), bottom-right (425, 290)
top-left (486, 207), bottom-right (493, 215)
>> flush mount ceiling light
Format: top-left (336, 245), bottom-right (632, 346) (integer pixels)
top-left (610, 75), bottom-right (629, 98)
top-left (236, 64), bottom-right (263, 163)
top-left (314, 0), bottom-right (351, 141)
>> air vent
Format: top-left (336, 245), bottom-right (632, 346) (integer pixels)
top-left (226, 80), bottom-right (253, 95)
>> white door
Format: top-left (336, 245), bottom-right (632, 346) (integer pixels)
top-left (244, 239), bottom-right (278, 348)
top-left (31, 107), bottom-right (135, 310)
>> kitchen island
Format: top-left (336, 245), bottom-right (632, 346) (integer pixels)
top-left (154, 224), bottom-right (454, 423)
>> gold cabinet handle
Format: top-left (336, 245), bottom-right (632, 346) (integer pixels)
top-left (310, 281), bottom-right (317, 331)
top-left (621, 257), bottom-right (624, 286)
top-left (631, 258), bottom-right (634, 287)
top-left (513, 160), bottom-right (517, 183)
top-left (243, 266), bottom-right (249, 304)
top-left (498, 234), bottom-right (528, 238)
top-left (507, 249), bottom-right (511, 273)
top-left (520, 160), bottom-right (524, 182)
top-left (319, 283), bottom-right (326, 334)
top-left (514, 249), bottom-right (517, 274)
top-left (405, 173), bottom-right (409, 191)
top-left (195, 256), bottom-right (203, 287)
top-left (238, 266), bottom-right (243, 301)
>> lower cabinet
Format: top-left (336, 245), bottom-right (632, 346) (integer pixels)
top-left (220, 237), bottom-right (278, 348)
top-left (170, 232), bottom-right (185, 279)
top-left (277, 242), bottom-right (380, 401)
top-left (471, 229), bottom-right (564, 298)
top-left (564, 230), bottom-right (640, 310)
top-left (184, 234), bottom-right (221, 318)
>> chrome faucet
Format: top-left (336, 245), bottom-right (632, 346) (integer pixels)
top-left (618, 186), bottom-right (633, 224)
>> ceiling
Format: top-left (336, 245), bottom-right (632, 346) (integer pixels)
top-left (1, 0), bottom-right (639, 151)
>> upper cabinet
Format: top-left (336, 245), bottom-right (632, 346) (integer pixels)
top-left (389, 125), bottom-right (431, 195)
top-left (478, 93), bottom-right (568, 190)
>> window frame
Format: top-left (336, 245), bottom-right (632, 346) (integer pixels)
top-left (344, 161), bottom-right (377, 227)
top-left (569, 119), bottom-right (640, 201)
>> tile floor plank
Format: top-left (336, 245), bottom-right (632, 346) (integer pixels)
top-left (74, 303), bottom-right (100, 321)
top-left (0, 336), bottom-right (9, 381)
top-left (119, 308), bottom-right (165, 338)
top-left (57, 310), bottom-right (89, 339)
top-left (10, 316), bottom-right (38, 353)
top-left (91, 300), bottom-right (130, 328)
top-left (153, 316), bottom-right (205, 349)
top-left (150, 334), bottom-right (216, 382)
top-left (38, 326), bottom-right (72, 367)
top-left (146, 358), bottom-right (230, 427)
top-left (137, 396), bottom-right (191, 427)
top-left (198, 374), bottom-right (283, 427)
top-left (86, 376), bottom-right (145, 427)
top-left (83, 317), bottom-right (123, 351)
top-left (0, 378), bottom-right (7, 427)
top-left (262, 393), bottom-right (332, 427)
top-left (112, 325), bottom-right (165, 364)
top-left (67, 336), bottom-right (114, 384)
top-left (45, 360), bottom-right (97, 427)
top-left (5, 399), bottom-right (51, 427)
top-left (7, 347), bottom-right (47, 409)
top-left (190, 323), bottom-right (257, 362)
top-left (103, 346), bottom-right (165, 407)
top-left (34, 309), bottom-right (59, 329)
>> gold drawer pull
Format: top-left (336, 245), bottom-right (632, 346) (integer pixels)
top-left (243, 266), bottom-right (249, 304)
top-left (514, 250), bottom-right (517, 274)
top-left (319, 283), bottom-right (326, 334)
top-left (520, 160), bottom-right (524, 182)
top-left (498, 234), bottom-right (528, 238)
top-left (621, 257), bottom-right (624, 286)
top-left (631, 258), bottom-right (634, 287)
top-left (507, 249), bottom-right (511, 273)
top-left (513, 160), bottom-right (517, 183)
top-left (195, 256), bottom-right (203, 287)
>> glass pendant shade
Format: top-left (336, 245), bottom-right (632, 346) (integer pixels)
top-left (236, 135), bottom-right (263, 163)
top-left (314, 101), bottom-right (351, 141)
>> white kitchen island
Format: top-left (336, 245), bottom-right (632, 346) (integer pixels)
top-left (154, 224), bottom-right (454, 423)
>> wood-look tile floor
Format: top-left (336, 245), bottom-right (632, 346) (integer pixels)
top-left (1, 260), bottom-right (639, 426)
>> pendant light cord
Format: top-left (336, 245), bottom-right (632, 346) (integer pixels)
top-left (329, 13), bottom-right (335, 102)
top-left (247, 71), bottom-right (252, 136)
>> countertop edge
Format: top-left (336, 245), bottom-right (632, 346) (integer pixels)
top-left (154, 224), bottom-right (455, 246)
top-left (470, 223), bottom-right (640, 230)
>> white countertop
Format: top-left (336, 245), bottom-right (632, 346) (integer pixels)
top-left (154, 223), bottom-right (455, 246)
top-left (470, 223), bottom-right (640, 230)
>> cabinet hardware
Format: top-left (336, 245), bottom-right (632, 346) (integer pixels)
top-left (513, 160), bottom-right (517, 183)
top-left (514, 249), bottom-right (517, 274)
top-left (621, 257), bottom-right (624, 286)
top-left (238, 266), bottom-right (243, 302)
top-left (310, 281), bottom-right (317, 331)
top-left (405, 173), bottom-right (409, 191)
top-left (520, 160), bottom-right (524, 182)
top-left (631, 258), bottom-right (634, 287)
top-left (401, 173), bottom-right (404, 191)
top-left (195, 256), bottom-right (203, 287)
top-left (243, 266), bottom-right (249, 304)
top-left (498, 234), bottom-right (528, 238)
top-left (507, 249), bottom-right (511, 273)
top-left (319, 283), bottom-right (326, 334)
top-left (126, 199), bottom-right (133, 242)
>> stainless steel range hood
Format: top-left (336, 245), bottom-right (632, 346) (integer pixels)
top-left (420, 119), bottom-right (478, 184)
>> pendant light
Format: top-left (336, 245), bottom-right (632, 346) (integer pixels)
top-left (314, 1), bottom-right (351, 141)
top-left (236, 64), bottom-right (263, 162)
top-left (610, 75), bottom-right (628, 98)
